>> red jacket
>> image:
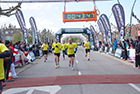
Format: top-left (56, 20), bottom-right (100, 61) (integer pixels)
top-left (10, 45), bottom-right (18, 62)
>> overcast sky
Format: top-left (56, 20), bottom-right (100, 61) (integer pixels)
top-left (0, 0), bottom-right (139, 34)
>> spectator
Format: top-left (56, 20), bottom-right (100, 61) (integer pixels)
top-left (4, 40), bottom-right (13, 85)
top-left (135, 36), bottom-right (140, 69)
top-left (10, 42), bottom-right (18, 79)
top-left (120, 39), bottom-right (128, 61)
top-left (0, 40), bottom-right (10, 94)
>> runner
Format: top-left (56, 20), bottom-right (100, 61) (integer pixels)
top-left (52, 39), bottom-right (61, 69)
top-left (84, 39), bottom-right (91, 61)
top-left (42, 42), bottom-right (49, 62)
top-left (0, 41), bottom-right (10, 94)
top-left (62, 41), bottom-right (66, 60)
top-left (66, 38), bottom-right (76, 70)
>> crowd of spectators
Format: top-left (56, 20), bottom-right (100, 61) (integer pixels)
top-left (97, 36), bottom-right (140, 69)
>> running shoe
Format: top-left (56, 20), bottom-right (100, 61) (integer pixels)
top-left (69, 63), bottom-right (71, 67)
top-left (71, 67), bottom-right (74, 70)
top-left (57, 64), bottom-right (60, 68)
top-left (44, 60), bottom-right (46, 62)
top-left (55, 65), bottom-right (58, 69)
top-left (85, 55), bottom-right (87, 57)
top-left (88, 58), bottom-right (90, 61)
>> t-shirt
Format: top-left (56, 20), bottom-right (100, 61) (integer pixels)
top-left (42, 43), bottom-right (49, 51)
top-left (0, 43), bottom-right (9, 80)
top-left (66, 43), bottom-right (76, 55)
top-left (74, 43), bottom-right (78, 48)
top-left (84, 42), bottom-right (90, 49)
top-left (52, 42), bottom-right (61, 53)
top-left (62, 43), bottom-right (66, 51)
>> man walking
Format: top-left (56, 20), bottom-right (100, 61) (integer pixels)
top-left (52, 39), bottom-right (61, 69)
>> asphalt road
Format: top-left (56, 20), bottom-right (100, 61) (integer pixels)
top-left (3, 46), bottom-right (140, 94)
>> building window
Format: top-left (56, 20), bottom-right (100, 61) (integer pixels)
top-left (5, 31), bottom-right (8, 34)
top-left (10, 31), bottom-right (14, 34)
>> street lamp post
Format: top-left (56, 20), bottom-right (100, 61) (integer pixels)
top-left (129, 0), bottom-right (137, 39)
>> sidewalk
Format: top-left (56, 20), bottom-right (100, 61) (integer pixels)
top-left (96, 51), bottom-right (135, 67)
top-left (15, 57), bottom-right (43, 75)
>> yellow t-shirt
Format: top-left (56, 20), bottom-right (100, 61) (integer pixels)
top-left (42, 43), bottom-right (48, 51)
top-left (62, 43), bottom-right (66, 51)
top-left (74, 43), bottom-right (78, 48)
top-left (52, 42), bottom-right (61, 53)
top-left (66, 43), bottom-right (76, 55)
top-left (0, 43), bottom-right (9, 80)
top-left (84, 42), bottom-right (90, 49)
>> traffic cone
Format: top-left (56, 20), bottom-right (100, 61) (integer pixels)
top-left (7, 70), bottom-right (14, 82)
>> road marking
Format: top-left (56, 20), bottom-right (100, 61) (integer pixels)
top-left (26, 88), bottom-right (34, 94)
top-left (76, 60), bottom-right (78, 63)
top-left (78, 71), bottom-right (81, 75)
top-left (75, 54), bottom-right (77, 57)
top-left (129, 83), bottom-right (140, 92)
top-left (3, 85), bottom-right (61, 94)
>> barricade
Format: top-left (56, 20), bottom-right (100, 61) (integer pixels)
top-left (108, 47), bottom-right (113, 55)
top-left (114, 48), bottom-right (122, 58)
top-left (29, 51), bottom-right (36, 61)
top-left (104, 46), bottom-right (108, 53)
top-left (39, 49), bottom-right (43, 57)
top-left (129, 49), bottom-right (135, 62)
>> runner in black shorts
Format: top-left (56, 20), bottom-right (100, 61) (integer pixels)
top-left (84, 39), bottom-right (91, 61)
top-left (52, 39), bottom-right (61, 69)
top-left (42, 42), bottom-right (49, 62)
top-left (66, 38), bottom-right (76, 70)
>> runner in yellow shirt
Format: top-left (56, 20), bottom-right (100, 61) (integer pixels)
top-left (0, 42), bottom-right (10, 94)
top-left (62, 41), bottom-right (66, 60)
top-left (52, 39), bottom-right (61, 69)
top-left (65, 38), bottom-right (76, 70)
top-left (84, 39), bottom-right (91, 61)
top-left (42, 42), bottom-right (49, 62)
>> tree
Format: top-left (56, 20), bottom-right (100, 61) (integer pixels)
top-left (28, 36), bottom-right (33, 43)
top-left (12, 32), bottom-right (22, 42)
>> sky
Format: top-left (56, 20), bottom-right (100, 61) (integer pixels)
top-left (0, 0), bottom-right (140, 35)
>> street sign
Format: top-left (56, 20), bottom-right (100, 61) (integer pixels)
top-left (63, 6), bottom-right (97, 23)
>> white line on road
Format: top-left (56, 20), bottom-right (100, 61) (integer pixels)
top-left (75, 54), bottom-right (77, 57)
top-left (76, 60), bottom-right (78, 63)
top-left (78, 71), bottom-right (81, 75)
top-left (128, 83), bottom-right (140, 93)
top-left (26, 88), bottom-right (34, 94)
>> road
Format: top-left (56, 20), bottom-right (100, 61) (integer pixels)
top-left (3, 46), bottom-right (140, 94)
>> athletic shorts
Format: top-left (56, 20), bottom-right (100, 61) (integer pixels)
top-left (68, 54), bottom-right (75, 58)
top-left (43, 51), bottom-right (48, 55)
top-left (85, 49), bottom-right (90, 53)
top-left (63, 50), bottom-right (65, 53)
top-left (54, 53), bottom-right (60, 57)
top-left (0, 80), bottom-right (4, 90)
